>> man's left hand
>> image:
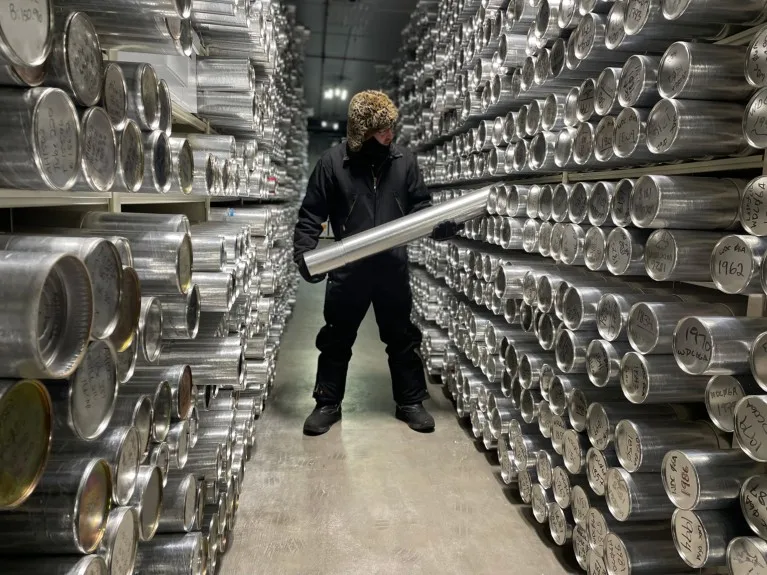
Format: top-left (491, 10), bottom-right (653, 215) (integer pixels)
top-left (431, 220), bottom-right (463, 241)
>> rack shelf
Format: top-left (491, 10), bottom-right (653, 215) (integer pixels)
top-left (429, 153), bottom-right (767, 188)
top-left (171, 104), bottom-right (211, 134)
top-left (0, 189), bottom-right (112, 209)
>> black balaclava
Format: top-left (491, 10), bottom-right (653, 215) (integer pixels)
top-left (359, 136), bottom-right (390, 171)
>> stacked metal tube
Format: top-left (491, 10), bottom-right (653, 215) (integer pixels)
top-left (0, 204), bottom-right (300, 570)
top-left (397, 0), bottom-right (767, 557)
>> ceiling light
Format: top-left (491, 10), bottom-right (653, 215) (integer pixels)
top-left (323, 89), bottom-right (334, 100)
top-left (321, 120), bottom-right (328, 128)
top-left (340, 89), bottom-right (348, 100)
top-left (332, 122), bottom-right (340, 131)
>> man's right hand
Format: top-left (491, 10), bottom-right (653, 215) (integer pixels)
top-left (298, 256), bottom-right (326, 284)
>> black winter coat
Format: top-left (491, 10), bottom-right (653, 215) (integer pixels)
top-left (293, 141), bottom-right (431, 268)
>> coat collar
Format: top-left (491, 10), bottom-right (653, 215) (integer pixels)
top-left (343, 140), bottom-right (403, 164)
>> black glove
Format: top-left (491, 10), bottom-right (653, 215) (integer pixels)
top-left (431, 220), bottom-right (463, 241)
top-left (298, 256), bottom-right (326, 284)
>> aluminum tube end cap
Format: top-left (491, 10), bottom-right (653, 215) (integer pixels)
top-left (303, 242), bottom-right (347, 276)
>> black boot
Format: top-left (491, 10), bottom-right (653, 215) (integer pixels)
top-left (303, 404), bottom-right (342, 436)
top-left (396, 403), bottom-right (435, 432)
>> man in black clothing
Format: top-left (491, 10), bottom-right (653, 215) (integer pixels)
top-left (293, 90), bottom-right (459, 436)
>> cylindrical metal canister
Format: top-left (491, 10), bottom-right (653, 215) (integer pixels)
top-left (129, 464), bottom-right (164, 541)
top-left (115, 119), bottom-right (144, 193)
top-left (118, 62), bottom-right (160, 131)
top-left (605, 466), bottom-right (675, 522)
top-left (73, 106), bottom-right (117, 192)
top-left (0, 456), bottom-right (111, 554)
top-left (97, 506), bottom-right (138, 575)
top-left (621, 352), bottom-right (710, 404)
top-left (157, 472), bottom-right (197, 533)
top-left (134, 532), bottom-right (205, 575)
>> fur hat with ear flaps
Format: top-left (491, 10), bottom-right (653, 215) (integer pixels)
top-left (346, 90), bottom-right (398, 152)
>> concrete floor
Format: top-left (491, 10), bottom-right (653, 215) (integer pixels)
top-left (223, 280), bottom-right (578, 575)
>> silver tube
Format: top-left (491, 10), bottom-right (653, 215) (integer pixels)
top-left (615, 418), bottom-right (724, 473)
top-left (132, 364), bottom-right (193, 420)
top-left (129, 465), bottom-right (163, 541)
top-left (628, 301), bottom-right (734, 355)
top-left (0, 235), bottom-right (122, 340)
top-left (110, 392), bottom-right (152, 457)
top-left (0, 252), bottom-right (92, 378)
top-left (0, 456), bottom-right (111, 554)
top-left (531, 483), bottom-right (554, 524)
top-left (157, 472), bottom-right (196, 534)
top-left (606, 466), bottom-right (675, 521)
top-left (597, 292), bottom-right (680, 342)
top-left (706, 375), bottom-right (763, 432)
top-left (728, 537), bottom-right (767, 574)
top-left (103, 63), bottom-right (128, 130)
top-left (115, 119), bottom-right (144, 193)
top-left (647, 98), bottom-right (752, 158)
top-left (158, 285), bottom-right (200, 340)
top-left (45, 12), bottom-right (102, 107)
top-left (604, 530), bottom-right (692, 574)
top-left (621, 352), bottom-right (710, 404)
top-left (54, 425), bottom-right (140, 506)
top-left (111, 270), bottom-right (141, 357)
top-left (586, 339), bottom-right (632, 387)
top-left (674, 316), bottom-right (767, 376)
top-left (117, 62), bottom-right (160, 131)
top-left (304, 188), bottom-right (490, 276)
top-left (586, 402), bottom-right (680, 450)
top-left (0, 87), bottom-right (81, 190)
top-left (135, 532), bottom-right (204, 574)
top-left (158, 80), bottom-right (172, 136)
top-left (584, 226), bottom-right (609, 271)
top-left (587, 446), bottom-right (618, 497)
top-left (645, 230), bottom-right (726, 281)
top-left (159, 337), bottom-right (244, 389)
top-left (734, 396), bottom-right (767, 461)
top-left (138, 297), bottom-right (163, 363)
top-left (659, 42), bottom-right (751, 101)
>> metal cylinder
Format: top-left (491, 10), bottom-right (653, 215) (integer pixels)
top-left (630, 175), bottom-right (741, 230)
top-left (587, 402), bottom-right (680, 450)
top-left (0, 87), bottom-right (81, 190)
top-left (158, 337), bottom-right (244, 389)
top-left (0, 456), bottom-right (111, 554)
top-left (133, 364), bottom-right (194, 420)
top-left (168, 137), bottom-right (194, 195)
top-left (615, 418), bottom-right (724, 472)
top-left (0, 235), bottom-right (122, 340)
top-left (158, 285), bottom-right (200, 340)
top-left (129, 464), bottom-right (164, 541)
top-left (103, 62), bottom-right (128, 130)
top-left (110, 269), bottom-right (141, 357)
top-left (0, 251), bottom-right (93, 379)
top-left (647, 98), bottom-right (752, 158)
top-left (138, 297), bottom-right (163, 363)
top-left (604, 530), bottom-right (693, 574)
top-left (45, 12), bottom-right (102, 107)
top-left (598, 293), bottom-right (679, 343)
top-left (621, 352), bottom-right (711, 404)
top-left (118, 62), bottom-right (160, 131)
top-left (586, 339), bottom-right (631, 387)
top-left (674, 316), bottom-right (767, 376)
top-left (644, 229), bottom-right (725, 282)
top-left (135, 532), bottom-right (205, 574)
top-left (606, 466), bottom-right (675, 521)
top-left (304, 189), bottom-right (490, 276)
top-left (157, 473), bottom-right (197, 533)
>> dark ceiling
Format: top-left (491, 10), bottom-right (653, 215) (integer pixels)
top-left (289, 0), bottom-right (419, 123)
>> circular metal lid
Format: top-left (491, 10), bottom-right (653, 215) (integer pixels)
top-left (705, 375), bottom-right (746, 432)
top-left (118, 120), bottom-right (144, 192)
top-left (615, 419), bottom-right (643, 472)
top-left (531, 483), bottom-right (549, 523)
top-left (552, 465), bottom-right (572, 508)
top-left (606, 227), bottom-right (634, 275)
top-left (728, 537), bottom-right (767, 574)
top-left (560, 223), bottom-right (584, 265)
top-left (548, 503), bottom-right (570, 546)
top-left (596, 295), bottom-right (624, 342)
top-left (106, 507), bottom-right (138, 575)
top-left (584, 227), bottom-right (607, 271)
top-left (588, 547), bottom-right (608, 575)
top-left (139, 297), bottom-right (163, 363)
top-left (710, 235), bottom-right (755, 294)
top-left (33, 87), bottom-right (81, 190)
top-left (563, 428), bottom-right (585, 473)
top-left (103, 63), bottom-right (127, 130)
top-left (662, 450), bottom-right (701, 511)
top-left (673, 316), bottom-right (714, 375)
top-left (734, 395), bottom-right (767, 461)
top-left (64, 13), bottom-right (102, 107)
top-left (604, 532), bottom-right (630, 575)
top-left (606, 467), bottom-right (632, 521)
top-left (550, 414), bottom-right (568, 454)
top-left (741, 475), bottom-right (767, 539)
top-left (746, 25), bottom-right (767, 88)
top-left (627, 302), bottom-right (660, 354)
top-left (0, 0), bottom-right (51, 66)
top-left (572, 14), bottom-right (597, 61)
top-left (158, 80), bottom-right (172, 136)
top-left (115, 426), bottom-right (140, 504)
top-left (595, 67), bottom-right (620, 116)
top-left (646, 98), bottom-right (680, 154)
top-left (644, 229), bottom-right (677, 281)
top-left (152, 381), bottom-right (172, 442)
top-left (620, 352), bottom-right (649, 404)
top-left (517, 468), bottom-right (533, 503)
top-left (587, 447), bottom-right (609, 496)
top-left (577, 79), bottom-right (596, 123)
top-left (740, 175), bottom-right (767, 235)
top-left (613, 107), bottom-right (643, 159)
top-left (617, 55), bottom-right (647, 108)
top-left (0, 379), bottom-right (51, 508)
top-left (138, 465), bottom-right (163, 540)
top-left (623, 0), bottom-right (651, 34)
top-left (604, 1), bottom-right (626, 49)
top-left (80, 107), bottom-right (117, 193)
top-left (70, 340), bottom-right (117, 440)
top-left (671, 508), bottom-right (708, 568)
top-left (658, 42), bottom-right (692, 99)
top-left (594, 116), bottom-right (614, 162)
top-left (587, 340), bottom-right (614, 387)
top-left (138, 64), bottom-right (160, 129)
top-left (611, 178), bottom-right (634, 226)
top-left (75, 458), bottom-right (111, 553)
top-left (571, 485), bottom-right (590, 525)
top-left (572, 122), bottom-right (594, 165)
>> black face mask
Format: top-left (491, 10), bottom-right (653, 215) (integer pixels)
top-left (359, 137), bottom-right (390, 165)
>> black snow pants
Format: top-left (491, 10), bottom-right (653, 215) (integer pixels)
top-left (313, 253), bottom-right (429, 406)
